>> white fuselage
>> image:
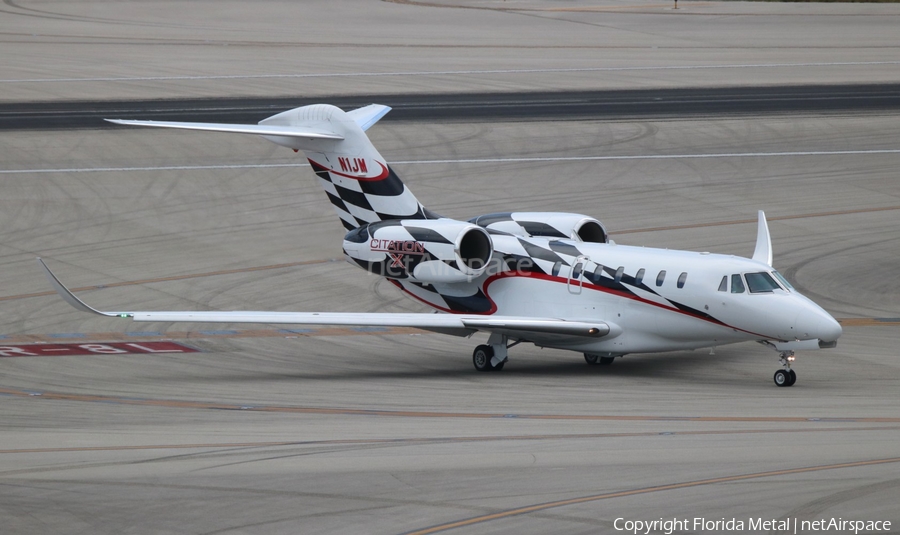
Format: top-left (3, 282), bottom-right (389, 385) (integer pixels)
top-left (399, 236), bottom-right (842, 356)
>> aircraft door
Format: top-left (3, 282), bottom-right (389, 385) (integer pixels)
top-left (567, 255), bottom-right (589, 294)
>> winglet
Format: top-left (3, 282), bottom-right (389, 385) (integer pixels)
top-left (36, 258), bottom-right (129, 318)
top-left (751, 210), bottom-right (773, 266)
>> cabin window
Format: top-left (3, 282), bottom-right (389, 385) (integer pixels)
top-left (551, 261), bottom-right (562, 277)
top-left (614, 266), bottom-right (624, 283)
top-left (718, 276), bottom-right (727, 292)
top-left (677, 272), bottom-right (688, 289)
top-left (772, 270), bottom-right (794, 291)
top-left (635, 268), bottom-right (645, 286)
top-left (745, 271), bottom-right (781, 293)
top-left (593, 265), bottom-right (604, 279)
top-left (731, 274), bottom-right (745, 294)
top-left (572, 262), bottom-right (583, 279)
top-left (656, 270), bottom-right (666, 287)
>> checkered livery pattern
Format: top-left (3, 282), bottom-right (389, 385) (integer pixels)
top-left (310, 160), bottom-right (436, 231)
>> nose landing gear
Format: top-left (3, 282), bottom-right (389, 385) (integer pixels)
top-left (774, 351), bottom-right (797, 387)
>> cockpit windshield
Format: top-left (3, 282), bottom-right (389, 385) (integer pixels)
top-left (745, 272), bottom-right (781, 293)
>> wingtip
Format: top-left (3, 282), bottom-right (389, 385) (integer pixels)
top-left (36, 258), bottom-right (124, 317)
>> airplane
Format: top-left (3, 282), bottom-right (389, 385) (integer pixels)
top-left (38, 103), bottom-right (843, 387)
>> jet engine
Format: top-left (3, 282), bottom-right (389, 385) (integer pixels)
top-left (469, 212), bottom-right (608, 243)
top-left (342, 219), bottom-right (493, 283)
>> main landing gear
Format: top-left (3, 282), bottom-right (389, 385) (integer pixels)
top-left (584, 353), bottom-right (615, 366)
top-left (774, 351), bottom-right (797, 387)
top-left (472, 333), bottom-right (511, 372)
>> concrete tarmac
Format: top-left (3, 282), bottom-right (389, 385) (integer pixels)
top-left (1, 2), bottom-right (900, 534)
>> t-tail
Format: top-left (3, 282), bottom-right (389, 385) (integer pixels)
top-left (106, 104), bottom-right (435, 231)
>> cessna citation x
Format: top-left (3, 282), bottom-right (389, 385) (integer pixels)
top-left (38, 103), bottom-right (842, 386)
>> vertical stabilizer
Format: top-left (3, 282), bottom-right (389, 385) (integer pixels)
top-left (259, 104), bottom-right (431, 230)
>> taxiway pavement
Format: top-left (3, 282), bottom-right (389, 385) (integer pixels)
top-left (1, 1), bottom-right (899, 534)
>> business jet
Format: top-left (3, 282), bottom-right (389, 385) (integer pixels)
top-left (38, 103), bottom-right (842, 386)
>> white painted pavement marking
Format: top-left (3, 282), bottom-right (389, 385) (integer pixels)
top-left (2, 61), bottom-right (900, 83)
top-left (3, 149), bottom-right (900, 175)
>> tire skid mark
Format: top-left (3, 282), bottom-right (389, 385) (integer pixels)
top-left (1, 425), bottom-right (898, 455)
top-left (401, 457), bottom-right (900, 535)
top-left (3, 206), bottom-right (897, 303)
top-left (0, 258), bottom-right (336, 303)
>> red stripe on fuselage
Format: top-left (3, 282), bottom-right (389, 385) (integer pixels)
top-left (390, 271), bottom-right (771, 338)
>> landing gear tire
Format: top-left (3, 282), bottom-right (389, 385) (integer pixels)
top-left (774, 350), bottom-right (797, 387)
top-left (585, 354), bottom-right (616, 366)
top-left (473, 345), bottom-right (494, 372)
top-left (774, 369), bottom-right (794, 387)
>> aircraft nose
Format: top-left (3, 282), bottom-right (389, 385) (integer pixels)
top-left (817, 314), bottom-right (842, 342)
top-left (793, 299), bottom-right (842, 342)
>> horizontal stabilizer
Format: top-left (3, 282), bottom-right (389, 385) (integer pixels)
top-left (38, 259), bottom-right (610, 340)
top-left (105, 119), bottom-right (343, 140)
top-left (347, 104), bottom-right (391, 131)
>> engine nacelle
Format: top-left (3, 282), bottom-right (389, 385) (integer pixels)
top-left (468, 212), bottom-right (608, 243)
top-left (343, 219), bottom-right (493, 283)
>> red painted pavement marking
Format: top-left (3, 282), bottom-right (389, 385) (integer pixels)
top-left (0, 342), bottom-right (198, 357)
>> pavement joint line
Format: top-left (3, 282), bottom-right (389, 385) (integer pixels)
top-left (5, 149), bottom-right (900, 174)
top-left (3, 61), bottom-right (900, 84)
top-left (0, 385), bottom-right (899, 423)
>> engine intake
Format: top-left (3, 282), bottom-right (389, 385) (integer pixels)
top-left (342, 219), bottom-right (494, 283)
top-left (469, 212), bottom-right (608, 243)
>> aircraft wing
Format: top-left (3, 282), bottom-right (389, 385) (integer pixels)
top-left (38, 259), bottom-right (610, 340)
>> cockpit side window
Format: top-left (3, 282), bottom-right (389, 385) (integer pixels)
top-left (772, 270), bottom-right (794, 291)
top-left (731, 274), bottom-right (745, 294)
top-left (745, 272), bottom-right (781, 293)
top-left (718, 276), bottom-right (727, 292)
